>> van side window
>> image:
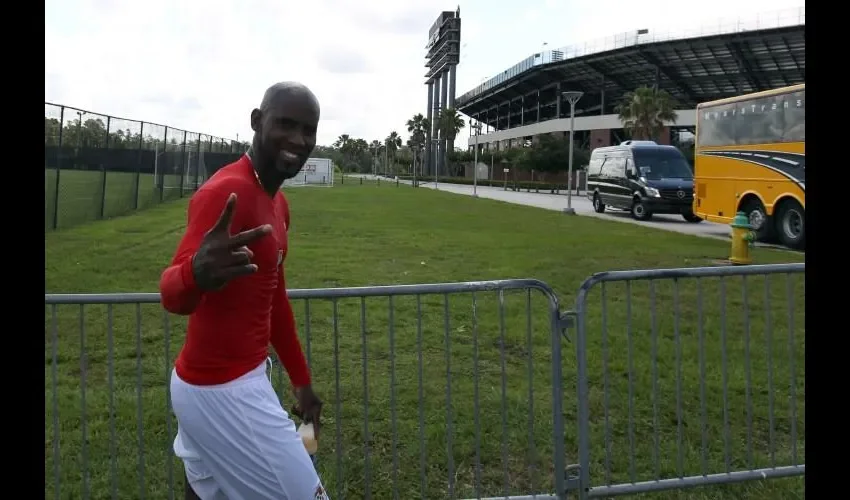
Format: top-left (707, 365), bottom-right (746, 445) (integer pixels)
top-left (605, 156), bottom-right (625, 177)
top-left (625, 157), bottom-right (634, 176)
top-left (588, 157), bottom-right (603, 176)
top-left (600, 158), bottom-right (612, 177)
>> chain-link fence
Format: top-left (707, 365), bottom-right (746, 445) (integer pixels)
top-left (45, 102), bottom-right (249, 231)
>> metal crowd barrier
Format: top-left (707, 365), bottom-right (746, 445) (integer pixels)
top-left (45, 264), bottom-right (805, 499)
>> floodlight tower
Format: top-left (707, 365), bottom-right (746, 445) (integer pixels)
top-left (424, 8), bottom-right (461, 178)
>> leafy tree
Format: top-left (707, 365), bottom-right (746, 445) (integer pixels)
top-left (436, 107), bottom-right (465, 175)
top-left (384, 131), bottom-right (402, 175)
top-left (511, 135), bottom-right (591, 181)
top-left (44, 114), bottom-right (242, 154)
top-left (406, 113), bottom-right (429, 177)
top-left (616, 86), bottom-right (678, 141)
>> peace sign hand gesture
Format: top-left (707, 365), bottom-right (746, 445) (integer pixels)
top-left (191, 193), bottom-right (272, 291)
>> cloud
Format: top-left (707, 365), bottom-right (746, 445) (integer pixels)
top-left (336, 3), bottom-right (437, 36)
top-left (315, 45), bottom-right (374, 74)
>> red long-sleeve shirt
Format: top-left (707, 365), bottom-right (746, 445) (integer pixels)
top-left (159, 154), bottom-right (311, 388)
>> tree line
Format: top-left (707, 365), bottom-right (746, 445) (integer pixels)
top-left (44, 113), bottom-right (248, 153)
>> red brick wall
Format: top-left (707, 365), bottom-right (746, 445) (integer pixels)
top-left (590, 129), bottom-right (611, 148)
top-left (657, 126), bottom-right (671, 145)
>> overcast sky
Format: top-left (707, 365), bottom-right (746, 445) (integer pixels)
top-left (45, 0), bottom-right (804, 149)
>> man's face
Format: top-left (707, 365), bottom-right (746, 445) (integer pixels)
top-left (251, 95), bottom-right (319, 179)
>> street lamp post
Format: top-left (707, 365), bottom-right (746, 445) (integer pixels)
top-left (561, 91), bottom-right (584, 215)
top-left (412, 145), bottom-right (418, 188)
top-left (432, 137), bottom-right (440, 189)
top-left (472, 122), bottom-right (482, 198)
top-left (384, 143), bottom-right (389, 177)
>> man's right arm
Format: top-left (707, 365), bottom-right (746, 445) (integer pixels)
top-left (159, 186), bottom-right (231, 315)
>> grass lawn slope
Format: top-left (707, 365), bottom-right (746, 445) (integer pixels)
top-left (45, 184), bottom-right (804, 499)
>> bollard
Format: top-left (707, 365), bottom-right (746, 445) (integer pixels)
top-left (360, 177), bottom-right (363, 185)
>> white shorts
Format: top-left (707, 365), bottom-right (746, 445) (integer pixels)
top-left (170, 359), bottom-right (329, 500)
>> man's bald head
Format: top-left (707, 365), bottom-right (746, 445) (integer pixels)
top-left (259, 82), bottom-right (320, 117)
top-left (250, 81), bottom-right (321, 182)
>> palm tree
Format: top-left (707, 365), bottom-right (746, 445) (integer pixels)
top-left (436, 107), bottom-right (465, 176)
top-left (406, 113), bottom-right (430, 179)
top-left (351, 138), bottom-right (368, 157)
top-left (333, 134), bottom-right (351, 170)
top-left (369, 140), bottom-right (382, 175)
top-left (384, 131), bottom-right (402, 175)
top-left (615, 86), bottom-right (678, 141)
top-left (347, 138), bottom-right (368, 172)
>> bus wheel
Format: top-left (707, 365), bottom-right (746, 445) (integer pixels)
top-left (740, 197), bottom-right (774, 242)
top-left (775, 199), bottom-right (805, 250)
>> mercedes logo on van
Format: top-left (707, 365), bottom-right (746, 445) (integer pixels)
top-left (677, 190), bottom-right (686, 199)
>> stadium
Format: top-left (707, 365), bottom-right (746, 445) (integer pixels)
top-left (454, 7), bottom-right (805, 154)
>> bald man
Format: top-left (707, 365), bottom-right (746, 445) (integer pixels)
top-left (159, 82), bottom-right (329, 499)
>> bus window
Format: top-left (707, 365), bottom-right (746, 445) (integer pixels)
top-left (735, 93), bottom-right (786, 145)
top-left (784, 90), bottom-right (805, 142)
top-left (698, 104), bottom-right (739, 147)
top-left (698, 89), bottom-right (806, 147)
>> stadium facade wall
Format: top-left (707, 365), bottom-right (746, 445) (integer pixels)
top-left (467, 109), bottom-right (695, 149)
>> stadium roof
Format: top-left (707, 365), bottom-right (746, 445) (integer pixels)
top-left (456, 7), bottom-right (805, 123)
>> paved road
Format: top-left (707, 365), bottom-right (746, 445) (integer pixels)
top-left (345, 175), bottom-right (798, 251)
top-left (419, 180), bottom-right (734, 240)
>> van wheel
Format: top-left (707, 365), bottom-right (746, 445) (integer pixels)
top-left (775, 199), bottom-right (805, 250)
top-left (593, 193), bottom-right (606, 213)
top-left (740, 197), bottom-right (774, 242)
top-left (631, 198), bottom-right (652, 221)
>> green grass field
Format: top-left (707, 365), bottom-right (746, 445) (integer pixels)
top-left (44, 169), bottom-right (190, 231)
top-left (44, 167), bottom-right (347, 231)
top-left (45, 183), bottom-right (804, 500)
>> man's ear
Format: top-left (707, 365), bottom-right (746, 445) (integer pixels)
top-left (250, 109), bottom-right (262, 132)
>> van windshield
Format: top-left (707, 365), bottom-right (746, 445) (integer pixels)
top-left (633, 149), bottom-right (693, 180)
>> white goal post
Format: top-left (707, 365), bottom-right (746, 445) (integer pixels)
top-left (282, 158), bottom-right (335, 188)
top-left (153, 148), bottom-right (335, 190)
top-left (153, 143), bottom-right (207, 190)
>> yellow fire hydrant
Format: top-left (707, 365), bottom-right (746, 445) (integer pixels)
top-left (729, 211), bottom-right (756, 265)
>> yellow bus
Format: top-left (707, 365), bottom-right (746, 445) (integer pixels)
top-left (693, 83), bottom-right (805, 249)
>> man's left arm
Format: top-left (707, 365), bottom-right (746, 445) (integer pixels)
top-left (269, 269), bottom-right (311, 388)
top-left (270, 201), bottom-right (311, 389)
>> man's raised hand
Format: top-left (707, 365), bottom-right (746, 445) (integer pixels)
top-left (191, 193), bottom-right (272, 291)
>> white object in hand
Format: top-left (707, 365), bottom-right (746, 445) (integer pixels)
top-left (298, 422), bottom-right (318, 455)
